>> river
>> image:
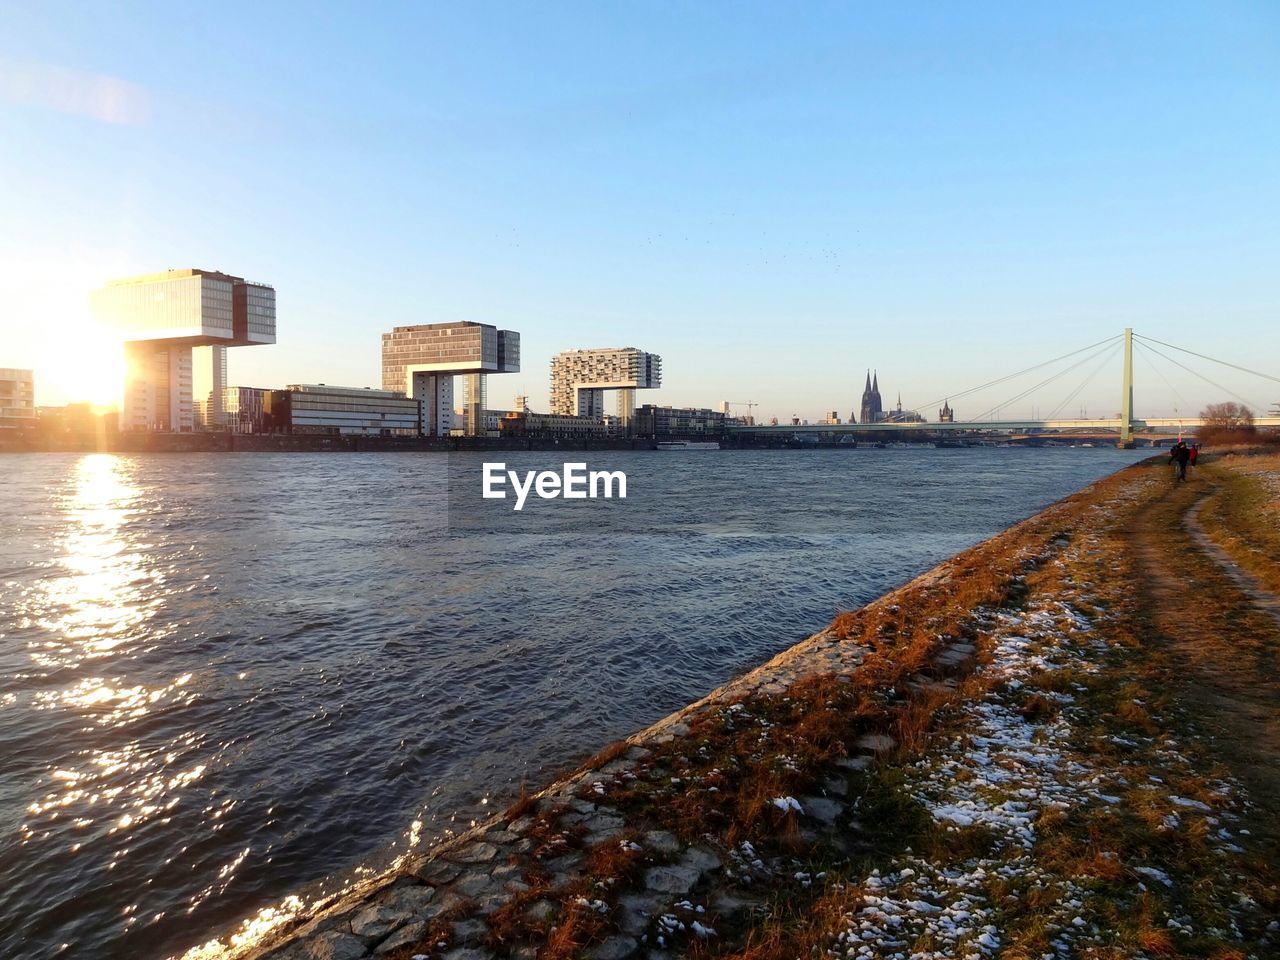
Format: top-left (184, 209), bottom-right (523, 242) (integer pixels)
top-left (0, 447), bottom-right (1143, 958)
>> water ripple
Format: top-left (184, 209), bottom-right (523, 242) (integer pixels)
top-left (0, 448), bottom-right (1142, 958)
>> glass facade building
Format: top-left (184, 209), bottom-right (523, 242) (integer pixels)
top-left (91, 269), bottom-right (276, 431)
top-left (223, 386), bottom-right (269, 434)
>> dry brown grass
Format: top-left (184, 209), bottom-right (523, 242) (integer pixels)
top-left (503, 780), bottom-right (538, 822)
top-left (541, 903), bottom-right (609, 960)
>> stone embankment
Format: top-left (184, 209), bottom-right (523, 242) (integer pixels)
top-left (216, 453), bottom-right (1278, 960)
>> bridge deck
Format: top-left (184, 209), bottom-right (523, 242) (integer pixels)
top-left (729, 417), bottom-right (1280, 434)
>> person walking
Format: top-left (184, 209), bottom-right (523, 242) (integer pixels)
top-left (1170, 439), bottom-right (1191, 481)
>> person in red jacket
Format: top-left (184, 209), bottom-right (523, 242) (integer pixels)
top-left (1189, 443), bottom-right (1199, 466)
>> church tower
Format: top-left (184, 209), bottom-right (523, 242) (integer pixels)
top-left (861, 370), bottom-right (884, 424)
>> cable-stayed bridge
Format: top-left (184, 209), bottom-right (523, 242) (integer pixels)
top-left (731, 329), bottom-right (1280, 445)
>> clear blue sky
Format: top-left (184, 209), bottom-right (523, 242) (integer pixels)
top-left (2, 1), bottom-right (1278, 421)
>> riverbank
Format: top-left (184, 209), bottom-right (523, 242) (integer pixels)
top-left (196, 451), bottom-right (1279, 960)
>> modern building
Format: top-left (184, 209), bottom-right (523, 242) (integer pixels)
top-left (1, 368), bottom-right (35, 427)
top-left (858, 370), bottom-right (883, 425)
top-left (267, 384), bottom-right (420, 436)
top-left (632, 404), bottom-right (725, 439)
top-left (549, 347), bottom-right (661, 427)
top-left (91, 269), bottom-right (276, 431)
top-left (451, 408), bottom-right (513, 436)
top-left (223, 386), bottom-right (270, 434)
top-left (192, 346), bottom-right (228, 429)
top-left (499, 411), bottom-right (611, 439)
top-left (381, 322), bottom-right (520, 437)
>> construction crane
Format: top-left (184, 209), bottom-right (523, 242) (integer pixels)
top-left (721, 400), bottom-right (759, 418)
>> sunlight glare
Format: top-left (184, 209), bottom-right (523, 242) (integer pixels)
top-left (35, 312), bottom-right (125, 409)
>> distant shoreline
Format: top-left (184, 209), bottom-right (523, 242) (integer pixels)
top-left (0, 433), bottom-right (1140, 455)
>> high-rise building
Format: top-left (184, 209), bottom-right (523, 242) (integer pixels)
top-left (381, 322), bottom-right (520, 437)
top-left (0, 368), bottom-right (35, 427)
top-left (91, 269), bottom-right (276, 431)
top-left (549, 347), bottom-right (661, 428)
top-left (193, 345), bottom-right (228, 429)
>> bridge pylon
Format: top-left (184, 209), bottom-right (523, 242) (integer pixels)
top-left (1118, 327), bottom-right (1135, 448)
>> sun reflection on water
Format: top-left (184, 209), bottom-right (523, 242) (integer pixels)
top-left (17, 455), bottom-right (212, 894)
top-left (31, 454), bottom-right (154, 668)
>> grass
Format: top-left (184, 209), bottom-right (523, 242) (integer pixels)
top-left (1195, 450), bottom-right (1280, 596)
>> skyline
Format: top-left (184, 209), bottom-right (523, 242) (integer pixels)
top-left (2, 2), bottom-right (1278, 421)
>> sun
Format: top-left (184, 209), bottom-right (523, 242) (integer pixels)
top-left (34, 314), bottom-right (126, 409)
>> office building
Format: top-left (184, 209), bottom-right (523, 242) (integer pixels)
top-left (0, 368), bottom-right (35, 426)
top-left (381, 322), bottom-right (520, 437)
top-left (268, 384), bottom-right (420, 436)
top-left (91, 269), bottom-right (276, 431)
top-left (549, 347), bottom-right (661, 427)
top-left (193, 346), bottom-right (229, 429)
top-left (224, 386), bottom-right (270, 434)
top-left (632, 404), bottom-right (724, 439)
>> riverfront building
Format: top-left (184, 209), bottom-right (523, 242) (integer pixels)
top-left (223, 386), bottom-right (270, 434)
top-left (857, 370), bottom-right (883, 424)
top-left (882, 394), bottom-right (926, 424)
top-left (381, 322), bottom-right (520, 437)
top-left (0, 368), bottom-right (35, 427)
top-left (499, 411), bottom-right (611, 439)
top-left (550, 347), bottom-right (661, 427)
top-left (91, 269), bottom-right (276, 431)
top-left (268, 384), bottom-right (420, 436)
top-left (632, 404), bottom-right (725, 439)
top-left (939, 400), bottom-right (955, 423)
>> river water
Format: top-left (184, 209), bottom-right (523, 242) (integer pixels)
top-left (0, 447), bottom-right (1142, 958)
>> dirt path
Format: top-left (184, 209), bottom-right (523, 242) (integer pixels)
top-left (1127, 472), bottom-right (1280, 849)
top-left (1185, 490), bottom-right (1280, 629)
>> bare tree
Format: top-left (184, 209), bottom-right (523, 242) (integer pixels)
top-left (1201, 401), bottom-right (1255, 430)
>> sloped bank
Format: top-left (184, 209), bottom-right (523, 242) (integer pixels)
top-left (205, 457), bottom-right (1276, 960)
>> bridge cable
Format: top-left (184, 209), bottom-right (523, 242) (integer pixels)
top-left (1133, 334), bottom-right (1280, 387)
top-left (1045, 341), bottom-right (1123, 421)
top-left (969, 338), bottom-right (1124, 421)
top-left (1133, 340), bottom-right (1189, 417)
top-left (971, 340), bottom-right (1120, 421)
top-left (1135, 340), bottom-right (1268, 413)
top-left (903, 333), bottom-right (1123, 417)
